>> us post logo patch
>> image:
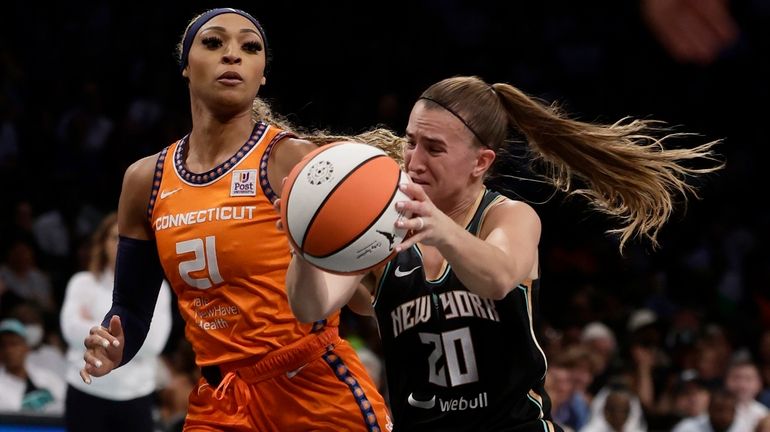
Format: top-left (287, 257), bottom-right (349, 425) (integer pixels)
top-left (231, 169), bottom-right (257, 196)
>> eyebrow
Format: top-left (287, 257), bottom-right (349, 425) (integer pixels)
top-left (405, 131), bottom-right (446, 147)
top-left (199, 26), bottom-right (261, 37)
top-left (424, 137), bottom-right (446, 148)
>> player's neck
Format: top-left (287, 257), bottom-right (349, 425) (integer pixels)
top-left (187, 111), bottom-right (255, 171)
top-left (444, 185), bottom-right (485, 226)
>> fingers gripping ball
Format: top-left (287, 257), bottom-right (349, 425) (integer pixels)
top-left (281, 142), bottom-right (412, 274)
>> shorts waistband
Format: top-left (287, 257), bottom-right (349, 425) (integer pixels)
top-left (201, 326), bottom-right (340, 386)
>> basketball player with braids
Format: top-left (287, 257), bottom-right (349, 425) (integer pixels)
top-left (284, 76), bottom-right (721, 431)
top-left (78, 8), bottom-right (395, 431)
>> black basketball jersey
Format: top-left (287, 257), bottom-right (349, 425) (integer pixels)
top-left (373, 189), bottom-right (561, 432)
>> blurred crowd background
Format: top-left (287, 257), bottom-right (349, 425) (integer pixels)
top-left (1, 1), bottom-right (769, 431)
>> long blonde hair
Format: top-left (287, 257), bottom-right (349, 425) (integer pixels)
top-left (420, 76), bottom-right (722, 251)
top-left (251, 97), bottom-right (405, 164)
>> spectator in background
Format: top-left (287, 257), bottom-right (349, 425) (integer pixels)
top-left (724, 354), bottom-right (768, 431)
top-left (8, 301), bottom-right (67, 377)
top-left (31, 178), bottom-right (104, 292)
top-left (664, 308), bottom-right (703, 375)
top-left (672, 370), bottom-right (712, 421)
top-left (0, 200), bottom-right (38, 315)
top-left (754, 329), bottom-right (770, 407)
top-left (695, 325), bottom-right (734, 390)
top-left (627, 309), bottom-right (671, 418)
top-left (549, 357), bottom-right (591, 431)
top-left (0, 238), bottom-right (54, 313)
top-left (645, 367), bottom-right (712, 430)
top-left (580, 382), bottom-right (646, 432)
top-left (627, 309), bottom-right (662, 350)
top-left (582, 321), bottom-right (619, 394)
top-left (562, 344), bottom-right (601, 405)
top-left (61, 212), bottom-right (172, 432)
top-left (704, 325), bottom-right (734, 376)
top-left (0, 318), bottom-right (65, 414)
top-left (549, 363), bottom-right (576, 430)
top-left (673, 388), bottom-right (738, 432)
top-left (602, 389), bottom-right (637, 432)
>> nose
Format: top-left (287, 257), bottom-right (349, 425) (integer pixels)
top-left (222, 46), bottom-right (241, 65)
top-left (405, 147), bottom-right (425, 174)
top-left (222, 54), bottom-right (241, 64)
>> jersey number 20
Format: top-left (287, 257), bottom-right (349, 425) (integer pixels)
top-left (419, 327), bottom-right (478, 387)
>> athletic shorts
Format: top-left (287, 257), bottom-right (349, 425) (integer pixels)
top-left (183, 326), bottom-right (392, 431)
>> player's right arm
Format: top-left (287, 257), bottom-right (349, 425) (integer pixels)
top-left (286, 254), bottom-right (368, 323)
top-left (117, 155), bottom-right (158, 239)
top-left (81, 155), bottom-right (163, 383)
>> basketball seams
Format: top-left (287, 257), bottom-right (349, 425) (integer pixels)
top-left (284, 143), bottom-right (388, 248)
top-left (302, 171), bottom-right (411, 274)
top-left (281, 143), bottom-right (330, 254)
top-left (283, 142), bottom-right (410, 274)
top-left (300, 154), bottom-right (389, 255)
top-left (305, 155), bottom-right (398, 258)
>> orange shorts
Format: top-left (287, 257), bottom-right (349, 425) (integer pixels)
top-left (183, 327), bottom-right (392, 431)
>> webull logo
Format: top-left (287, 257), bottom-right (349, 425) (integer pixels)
top-left (409, 392), bottom-right (489, 412)
top-left (439, 392), bottom-right (488, 412)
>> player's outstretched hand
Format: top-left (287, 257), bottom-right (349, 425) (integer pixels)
top-left (80, 315), bottom-right (124, 384)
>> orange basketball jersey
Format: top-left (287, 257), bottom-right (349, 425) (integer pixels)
top-left (149, 122), bottom-right (338, 366)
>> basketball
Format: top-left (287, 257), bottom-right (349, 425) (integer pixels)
top-left (281, 141), bottom-right (412, 274)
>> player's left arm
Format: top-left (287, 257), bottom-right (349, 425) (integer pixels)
top-left (440, 200), bottom-right (541, 300)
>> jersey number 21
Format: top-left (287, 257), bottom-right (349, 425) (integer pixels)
top-left (176, 236), bottom-right (223, 289)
